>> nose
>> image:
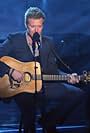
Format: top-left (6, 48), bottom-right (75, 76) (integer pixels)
top-left (35, 27), bottom-right (38, 32)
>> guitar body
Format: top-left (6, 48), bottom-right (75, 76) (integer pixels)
top-left (0, 56), bottom-right (42, 98)
top-left (0, 56), bottom-right (89, 98)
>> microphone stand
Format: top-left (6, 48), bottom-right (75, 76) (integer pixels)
top-left (32, 41), bottom-right (39, 131)
top-left (33, 41), bottom-right (38, 94)
top-left (32, 32), bottom-right (41, 94)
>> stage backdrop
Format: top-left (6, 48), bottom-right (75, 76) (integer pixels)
top-left (0, 0), bottom-right (90, 39)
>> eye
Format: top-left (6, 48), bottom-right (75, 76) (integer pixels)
top-left (31, 26), bottom-right (35, 28)
top-left (28, 25), bottom-right (35, 28)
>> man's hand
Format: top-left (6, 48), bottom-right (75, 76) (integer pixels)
top-left (9, 69), bottom-right (23, 82)
top-left (67, 73), bottom-right (79, 84)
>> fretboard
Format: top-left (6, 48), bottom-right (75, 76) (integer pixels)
top-left (43, 74), bottom-right (69, 81)
top-left (32, 74), bottom-right (69, 81)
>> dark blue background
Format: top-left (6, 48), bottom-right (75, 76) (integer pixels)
top-left (0, 0), bottom-right (90, 39)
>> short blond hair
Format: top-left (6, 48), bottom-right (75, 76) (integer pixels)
top-left (24, 7), bottom-right (46, 27)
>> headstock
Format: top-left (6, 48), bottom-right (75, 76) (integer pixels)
top-left (80, 71), bottom-right (90, 83)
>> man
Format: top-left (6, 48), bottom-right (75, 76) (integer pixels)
top-left (0, 7), bottom-right (85, 133)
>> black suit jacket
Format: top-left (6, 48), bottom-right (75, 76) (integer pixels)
top-left (0, 31), bottom-right (59, 76)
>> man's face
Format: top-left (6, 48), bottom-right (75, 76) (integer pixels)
top-left (27, 18), bottom-right (44, 37)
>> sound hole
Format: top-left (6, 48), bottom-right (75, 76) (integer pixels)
top-left (24, 72), bottom-right (31, 82)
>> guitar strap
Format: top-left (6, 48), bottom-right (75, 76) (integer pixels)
top-left (52, 48), bottom-right (72, 73)
top-left (27, 32), bottom-right (71, 73)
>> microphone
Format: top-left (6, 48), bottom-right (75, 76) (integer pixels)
top-left (32, 32), bottom-right (40, 50)
top-left (32, 32), bottom-right (40, 43)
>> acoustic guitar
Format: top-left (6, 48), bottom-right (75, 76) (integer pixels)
top-left (0, 56), bottom-right (89, 98)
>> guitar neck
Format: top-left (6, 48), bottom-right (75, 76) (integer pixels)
top-left (43, 74), bottom-right (69, 81)
top-left (33, 74), bottom-right (85, 82)
top-left (32, 74), bottom-right (69, 81)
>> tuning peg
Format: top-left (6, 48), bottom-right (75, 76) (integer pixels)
top-left (83, 70), bottom-right (90, 82)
